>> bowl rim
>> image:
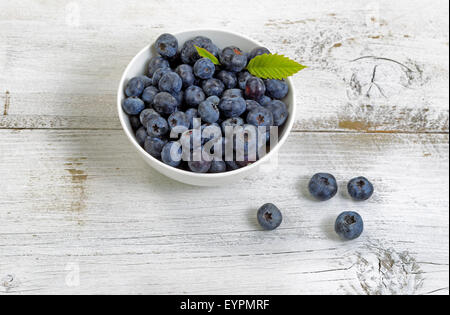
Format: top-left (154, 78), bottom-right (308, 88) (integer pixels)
top-left (117, 29), bottom-right (297, 179)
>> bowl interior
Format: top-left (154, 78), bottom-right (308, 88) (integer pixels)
top-left (118, 30), bottom-right (296, 179)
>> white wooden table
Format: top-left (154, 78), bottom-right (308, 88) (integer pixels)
top-left (0, 0), bottom-right (448, 295)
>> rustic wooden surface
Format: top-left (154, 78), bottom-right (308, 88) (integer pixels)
top-left (0, 0), bottom-right (448, 295)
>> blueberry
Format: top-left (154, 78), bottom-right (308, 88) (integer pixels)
top-left (185, 86), bottom-right (206, 107)
top-left (348, 177), bottom-right (374, 201)
top-left (159, 72), bottom-right (182, 94)
top-left (185, 108), bottom-right (200, 129)
top-left (153, 92), bottom-right (178, 115)
top-left (129, 115), bottom-right (142, 131)
top-left (202, 78), bottom-right (225, 97)
top-left (257, 203), bottom-right (282, 231)
top-left (144, 137), bottom-right (168, 159)
top-left (335, 212), bottom-right (364, 240)
top-left (141, 86), bottom-right (159, 104)
top-left (168, 111), bottom-right (190, 131)
top-left (123, 97), bottom-right (145, 115)
top-left (218, 97), bottom-right (247, 118)
top-left (175, 64), bottom-right (195, 88)
top-left (265, 79), bottom-right (289, 99)
top-left (146, 116), bottom-right (169, 138)
top-left (180, 129), bottom-right (201, 152)
top-left (308, 173), bottom-right (338, 201)
top-left (219, 46), bottom-right (248, 72)
top-left (171, 90), bottom-right (184, 106)
top-left (249, 47), bottom-right (271, 60)
top-left (155, 33), bottom-right (178, 58)
top-left (125, 77), bottom-right (145, 97)
top-left (222, 88), bottom-right (243, 99)
top-left (193, 58), bottom-right (215, 80)
top-left (245, 100), bottom-right (262, 113)
top-left (216, 70), bottom-right (237, 89)
top-left (209, 160), bottom-right (227, 173)
top-left (152, 67), bottom-right (172, 86)
top-left (266, 100), bottom-right (289, 126)
top-left (237, 71), bottom-right (253, 90)
top-left (181, 36), bottom-right (219, 65)
top-left (258, 95), bottom-right (272, 107)
top-left (188, 155), bottom-right (212, 173)
top-left (148, 56), bottom-right (170, 77)
top-left (245, 77), bottom-right (266, 100)
top-left (201, 123), bottom-right (222, 145)
top-left (221, 117), bottom-right (244, 134)
top-left (135, 127), bottom-right (148, 147)
top-left (137, 75), bottom-right (153, 88)
top-left (226, 161), bottom-right (241, 171)
top-left (233, 124), bottom-right (264, 157)
top-left (161, 142), bottom-right (183, 167)
top-left (140, 108), bottom-right (160, 126)
top-left (247, 107), bottom-right (274, 128)
top-left (198, 96), bottom-right (220, 124)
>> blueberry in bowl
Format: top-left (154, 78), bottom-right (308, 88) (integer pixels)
top-left (118, 30), bottom-right (299, 186)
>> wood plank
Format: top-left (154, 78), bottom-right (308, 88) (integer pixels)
top-left (0, 130), bottom-right (448, 294)
top-left (0, 0), bottom-right (448, 132)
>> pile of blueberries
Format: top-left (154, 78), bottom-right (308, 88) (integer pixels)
top-left (257, 174), bottom-right (374, 241)
top-left (122, 33), bottom-right (289, 173)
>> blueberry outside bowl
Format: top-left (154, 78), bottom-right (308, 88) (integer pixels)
top-left (117, 30), bottom-right (297, 186)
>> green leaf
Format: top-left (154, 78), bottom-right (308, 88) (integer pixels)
top-left (246, 54), bottom-right (306, 80)
top-left (194, 45), bottom-right (221, 65)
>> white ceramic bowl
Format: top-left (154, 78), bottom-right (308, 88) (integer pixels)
top-left (118, 30), bottom-right (296, 186)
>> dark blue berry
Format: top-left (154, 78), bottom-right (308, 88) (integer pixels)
top-left (226, 161), bottom-right (241, 171)
top-left (237, 71), bottom-right (253, 90)
top-left (123, 97), bottom-right (145, 115)
top-left (335, 212), bottom-right (364, 240)
top-left (168, 111), bottom-right (189, 131)
top-left (266, 100), bottom-right (289, 126)
top-left (198, 96), bottom-right (220, 124)
top-left (218, 97), bottom-right (247, 118)
top-left (188, 156), bottom-right (212, 173)
top-left (140, 108), bottom-right (160, 126)
top-left (265, 79), bottom-right (289, 99)
top-left (144, 137), bottom-right (168, 159)
top-left (202, 78), bottom-right (225, 97)
top-left (159, 72), bottom-right (182, 94)
top-left (146, 116), bottom-right (169, 138)
top-left (348, 177), bottom-right (374, 201)
top-left (175, 64), bottom-right (195, 88)
top-left (258, 95), bottom-right (272, 107)
top-left (148, 56), bottom-right (170, 77)
top-left (247, 107), bottom-right (274, 128)
top-left (308, 173), bottom-right (338, 201)
top-left (171, 90), bottom-right (184, 106)
top-left (137, 75), bottom-right (153, 88)
top-left (161, 142), bottom-right (182, 167)
top-left (185, 86), bottom-right (205, 107)
top-left (125, 77), bottom-right (145, 97)
top-left (219, 46), bottom-right (247, 72)
top-left (201, 123), bottom-right (222, 145)
top-left (249, 47), bottom-right (271, 60)
top-left (153, 92), bottom-right (178, 115)
top-left (193, 58), bottom-right (215, 80)
top-left (185, 108), bottom-right (200, 129)
top-left (245, 100), bottom-right (262, 113)
top-left (221, 117), bottom-right (244, 134)
top-left (129, 115), bottom-right (142, 131)
top-left (135, 127), bottom-right (148, 147)
top-left (217, 70), bottom-right (237, 89)
top-left (141, 86), bottom-right (159, 104)
top-left (209, 160), bottom-right (227, 173)
top-left (245, 77), bottom-right (266, 100)
top-left (181, 36), bottom-right (219, 65)
top-left (155, 33), bottom-right (178, 58)
top-left (152, 67), bottom-right (172, 86)
top-left (257, 203), bottom-right (282, 231)
top-left (222, 88), bottom-right (243, 99)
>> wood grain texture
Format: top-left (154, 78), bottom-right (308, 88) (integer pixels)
top-left (0, 130), bottom-right (448, 295)
top-left (0, 0), bottom-right (448, 132)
